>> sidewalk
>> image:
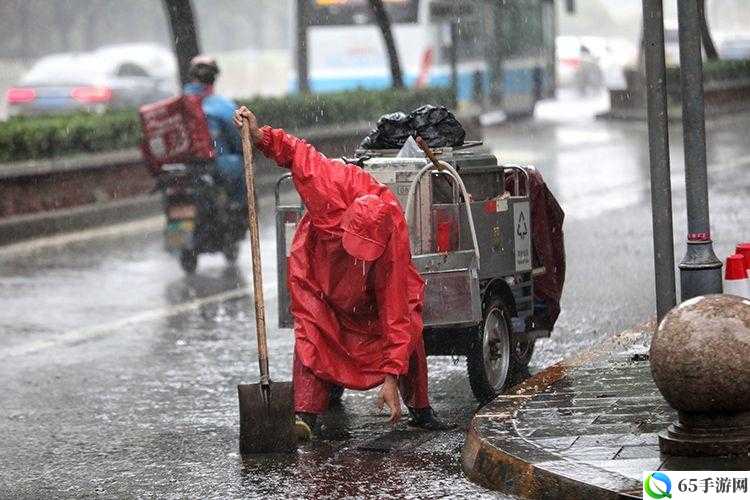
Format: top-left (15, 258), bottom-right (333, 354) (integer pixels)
top-left (462, 322), bottom-right (750, 499)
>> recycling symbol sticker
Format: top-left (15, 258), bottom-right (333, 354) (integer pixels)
top-left (516, 211), bottom-right (528, 240)
top-left (513, 202), bottom-right (532, 271)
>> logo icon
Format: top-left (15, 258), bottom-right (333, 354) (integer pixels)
top-left (516, 211), bottom-right (528, 240)
top-left (644, 472), bottom-right (672, 499)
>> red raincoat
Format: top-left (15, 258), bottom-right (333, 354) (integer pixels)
top-left (507, 167), bottom-right (566, 325)
top-left (257, 127), bottom-right (426, 390)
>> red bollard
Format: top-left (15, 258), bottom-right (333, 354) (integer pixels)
top-left (724, 253), bottom-right (750, 298)
top-left (736, 242), bottom-right (750, 272)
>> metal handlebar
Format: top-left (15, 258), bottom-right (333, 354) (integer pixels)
top-left (274, 173), bottom-right (303, 208)
top-left (405, 160), bottom-right (481, 270)
top-left (503, 164), bottom-right (530, 197)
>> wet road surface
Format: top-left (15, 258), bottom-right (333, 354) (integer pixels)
top-left (2, 93), bottom-right (749, 497)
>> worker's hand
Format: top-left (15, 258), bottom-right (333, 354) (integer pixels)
top-left (233, 106), bottom-right (263, 144)
top-left (377, 374), bottom-right (402, 427)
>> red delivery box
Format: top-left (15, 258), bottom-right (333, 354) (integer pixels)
top-left (139, 94), bottom-right (215, 175)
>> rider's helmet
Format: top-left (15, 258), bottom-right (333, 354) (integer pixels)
top-left (188, 55), bottom-right (220, 85)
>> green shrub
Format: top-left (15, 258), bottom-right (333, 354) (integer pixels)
top-left (0, 87), bottom-right (455, 164)
top-left (0, 110), bottom-right (141, 163)
top-left (666, 58), bottom-right (750, 85)
top-left (239, 87), bottom-right (455, 131)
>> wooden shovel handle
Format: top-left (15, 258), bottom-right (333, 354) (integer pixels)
top-left (240, 118), bottom-right (270, 385)
top-left (415, 136), bottom-right (444, 171)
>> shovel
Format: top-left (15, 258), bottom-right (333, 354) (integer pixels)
top-left (237, 117), bottom-right (296, 454)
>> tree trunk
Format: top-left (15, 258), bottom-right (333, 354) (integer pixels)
top-left (368, 0), bottom-right (404, 89)
top-left (54, 1), bottom-right (71, 52)
top-left (162, 0), bottom-right (202, 85)
top-left (697, 0), bottom-right (719, 60)
top-left (19, 0), bottom-right (31, 59)
top-left (84, 0), bottom-right (104, 51)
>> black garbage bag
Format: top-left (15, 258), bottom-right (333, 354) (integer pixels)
top-left (359, 105), bottom-right (465, 150)
top-left (410, 105), bottom-right (466, 148)
top-left (360, 111), bottom-right (412, 150)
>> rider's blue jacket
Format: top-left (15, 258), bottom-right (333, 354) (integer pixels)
top-left (183, 82), bottom-right (245, 203)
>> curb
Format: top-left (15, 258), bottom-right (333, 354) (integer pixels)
top-left (461, 321), bottom-right (655, 499)
top-left (0, 173), bottom-right (290, 248)
top-left (597, 102), bottom-right (750, 122)
top-left (0, 194), bottom-right (162, 246)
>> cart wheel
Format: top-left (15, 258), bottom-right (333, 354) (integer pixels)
top-left (467, 296), bottom-right (514, 403)
top-left (512, 339), bottom-right (535, 369)
top-left (223, 241), bottom-right (239, 264)
top-left (180, 249), bottom-right (198, 274)
top-left (329, 385), bottom-right (345, 406)
top-left (508, 339), bottom-right (535, 385)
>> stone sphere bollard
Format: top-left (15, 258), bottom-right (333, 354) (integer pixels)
top-left (650, 294), bottom-right (750, 456)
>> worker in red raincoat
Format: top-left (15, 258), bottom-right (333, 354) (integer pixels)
top-left (234, 107), bottom-right (450, 439)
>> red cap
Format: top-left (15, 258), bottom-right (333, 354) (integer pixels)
top-left (341, 194), bottom-right (394, 261)
top-left (736, 242), bottom-right (750, 270)
top-left (725, 254), bottom-right (748, 280)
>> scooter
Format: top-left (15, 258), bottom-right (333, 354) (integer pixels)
top-left (159, 162), bottom-right (246, 273)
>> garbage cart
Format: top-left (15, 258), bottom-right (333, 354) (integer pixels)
top-left (274, 143), bottom-right (550, 402)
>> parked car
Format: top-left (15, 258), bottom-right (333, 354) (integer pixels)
top-left (556, 36), bottom-right (603, 93)
top-left (579, 36), bottom-right (637, 91)
top-left (5, 43), bottom-right (178, 117)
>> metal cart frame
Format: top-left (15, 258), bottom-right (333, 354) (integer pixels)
top-left (274, 146), bottom-right (549, 402)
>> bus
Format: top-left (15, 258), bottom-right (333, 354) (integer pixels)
top-left (295, 0), bottom-right (556, 116)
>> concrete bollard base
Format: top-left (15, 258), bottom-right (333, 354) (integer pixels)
top-left (659, 410), bottom-right (750, 457)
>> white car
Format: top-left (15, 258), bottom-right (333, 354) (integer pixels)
top-left (556, 36), bottom-right (603, 92)
top-left (5, 43), bottom-right (178, 117)
top-left (579, 36), bottom-right (638, 91)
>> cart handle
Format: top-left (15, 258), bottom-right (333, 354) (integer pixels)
top-left (405, 160), bottom-right (481, 270)
top-left (274, 173), bottom-right (303, 209)
top-left (503, 164), bottom-right (530, 197)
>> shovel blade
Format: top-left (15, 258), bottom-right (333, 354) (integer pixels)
top-left (238, 381), bottom-right (296, 454)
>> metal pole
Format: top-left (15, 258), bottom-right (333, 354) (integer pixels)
top-left (642, 0), bottom-right (677, 320)
top-left (676, 0), bottom-right (723, 300)
top-left (296, 0), bottom-right (310, 93)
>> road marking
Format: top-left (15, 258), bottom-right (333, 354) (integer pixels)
top-left (4, 287), bottom-right (253, 359)
top-left (0, 216), bottom-right (164, 256)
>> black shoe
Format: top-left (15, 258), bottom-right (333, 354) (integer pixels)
top-left (407, 407), bottom-right (454, 431)
top-left (329, 385), bottom-right (345, 407)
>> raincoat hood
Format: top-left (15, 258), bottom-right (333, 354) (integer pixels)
top-left (341, 194), bottom-right (394, 262)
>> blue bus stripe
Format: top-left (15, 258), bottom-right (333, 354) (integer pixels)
top-left (288, 66), bottom-right (537, 100)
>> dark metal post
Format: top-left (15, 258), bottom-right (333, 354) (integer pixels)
top-left (296, 0), bottom-right (310, 93)
top-left (676, 0), bottom-right (723, 300)
top-left (642, 0), bottom-right (677, 320)
top-left (449, 21), bottom-right (459, 105)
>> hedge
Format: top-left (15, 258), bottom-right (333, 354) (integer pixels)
top-left (0, 87), bottom-right (455, 164)
top-left (666, 58), bottom-right (750, 85)
top-left (239, 87), bottom-right (454, 131)
top-left (0, 110), bottom-right (141, 164)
